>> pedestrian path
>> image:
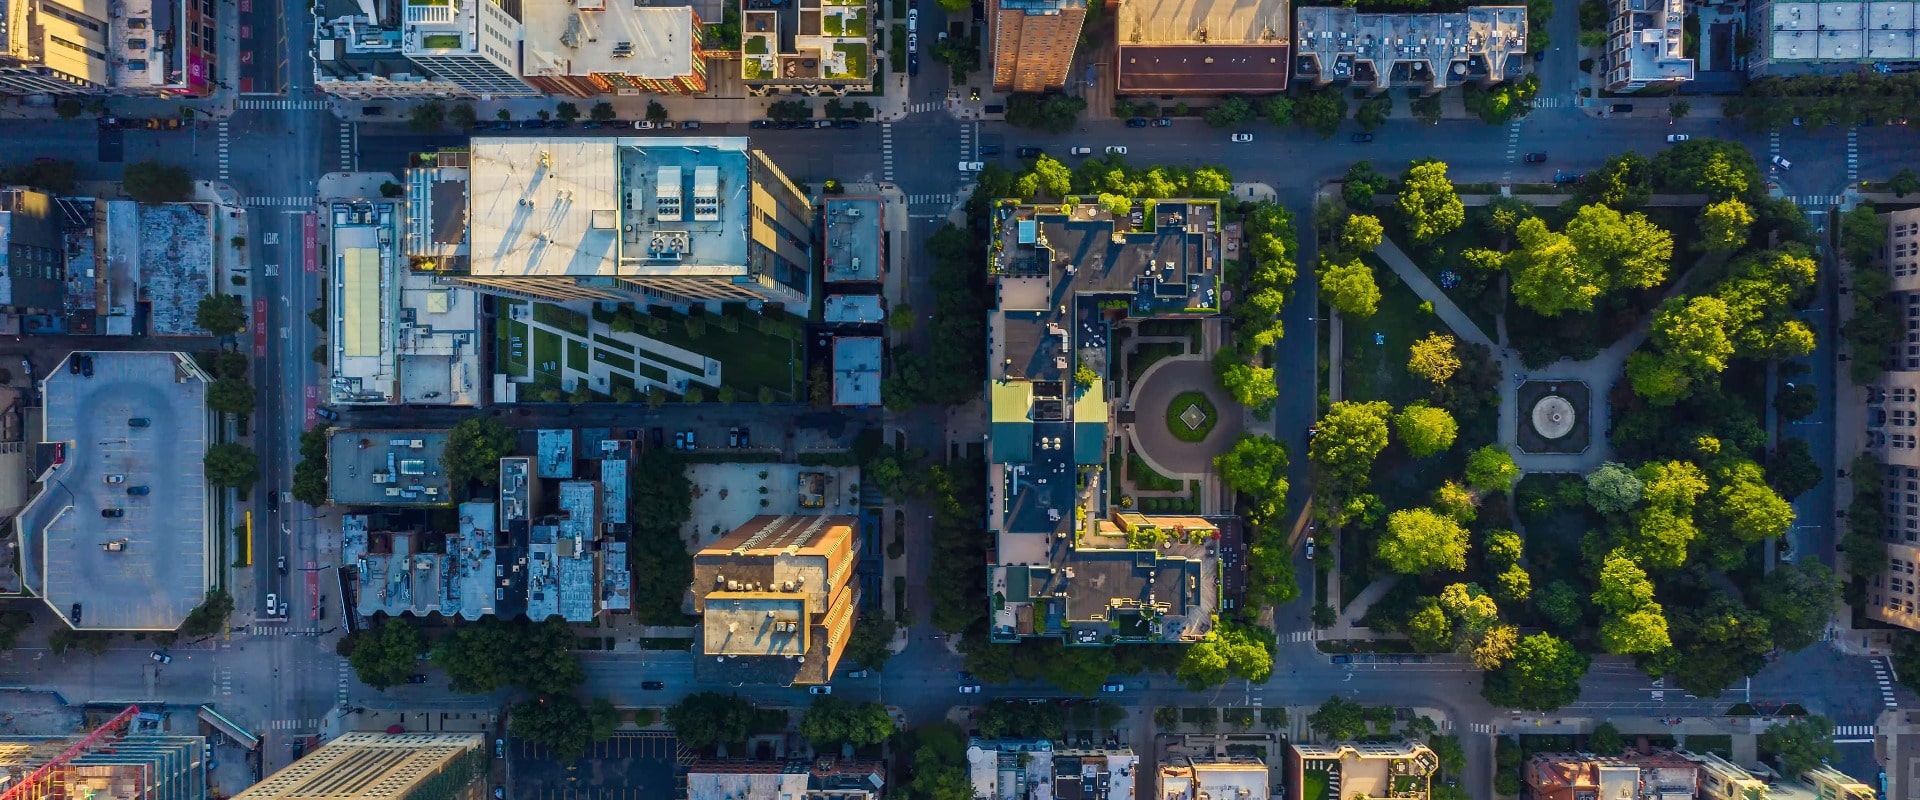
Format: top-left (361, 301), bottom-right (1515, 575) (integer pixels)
top-left (217, 120), bottom-right (231, 182)
top-left (1835, 724), bottom-right (1877, 736)
top-left (267, 719), bottom-right (322, 731)
top-left (337, 122), bottom-right (356, 172)
top-left (907, 193), bottom-right (956, 206)
top-left (244, 197), bottom-right (311, 208)
top-left (336, 660), bottom-right (352, 709)
top-left (1874, 658), bottom-right (1899, 709)
top-left (239, 99), bottom-right (330, 110)
top-left (881, 123), bottom-right (895, 183)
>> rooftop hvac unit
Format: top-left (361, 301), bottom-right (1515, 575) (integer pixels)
top-left (611, 41), bottom-right (634, 57)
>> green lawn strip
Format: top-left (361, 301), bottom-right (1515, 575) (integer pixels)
top-left (593, 333), bottom-right (637, 354)
top-left (1126, 452), bottom-right (1181, 492)
top-left (1303, 765), bottom-right (1331, 800)
top-left (609, 372), bottom-right (638, 394)
top-left (533, 328), bottom-right (564, 382)
top-left (1341, 269), bottom-right (1441, 407)
top-left (1164, 391), bottom-right (1217, 443)
top-left (634, 360), bottom-right (671, 384)
top-left (566, 340), bottom-right (591, 374)
top-left (634, 311), bottom-right (797, 396)
top-left (599, 349), bottom-right (636, 373)
top-left (534, 303), bottom-right (591, 337)
top-left (497, 318), bottom-right (531, 374)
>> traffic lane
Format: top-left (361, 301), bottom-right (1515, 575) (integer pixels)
top-left (239, 0), bottom-right (285, 93)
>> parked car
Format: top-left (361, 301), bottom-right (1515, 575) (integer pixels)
top-left (101, 508), bottom-right (124, 518)
top-left (1105, 146), bottom-right (1127, 155)
top-left (361, 106), bottom-right (386, 116)
top-left (635, 120), bottom-right (656, 130)
top-left (1305, 538), bottom-right (1316, 560)
top-left (1070, 146), bottom-right (1093, 156)
top-left (314, 407), bottom-right (340, 421)
top-left (128, 417), bottom-right (150, 427)
top-left (1125, 117), bottom-right (1149, 128)
top-left (549, 120), bottom-right (569, 129)
top-left (1666, 133), bottom-right (1691, 142)
top-left (684, 430), bottom-right (696, 449)
top-left (105, 474), bottom-right (126, 484)
top-left (1350, 133), bottom-right (1375, 143)
top-left (750, 120), bottom-right (772, 129)
top-left (126, 486), bottom-right (149, 496)
top-left (650, 428), bottom-right (665, 449)
top-left (1553, 171), bottom-right (1582, 184)
top-left (728, 428), bottom-right (742, 448)
top-left (406, 674), bottom-right (429, 684)
top-left (845, 669), bottom-right (870, 678)
top-left (810, 119), bottom-right (831, 129)
top-left (1610, 103), bottom-right (1634, 113)
top-left (1524, 152), bottom-right (1548, 163)
top-left (909, 53), bottom-right (920, 75)
top-left (580, 121), bottom-right (603, 129)
top-left (1017, 146), bottom-right (1043, 157)
top-left (277, 555), bottom-right (288, 575)
top-left (1152, 118), bottom-right (1171, 127)
top-left (1100, 683), bottom-right (1125, 693)
top-left (958, 684), bottom-right (982, 694)
top-left (641, 680), bottom-right (666, 690)
top-left (908, 32), bottom-right (918, 52)
top-left (71, 603), bottom-right (81, 624)
top-left (495, 739), bottom-right (505, 759)
top-left (907, 7), bottom-right (918, 31)
top-left (1230, 132), bottom-right (1253, 143)
top-left (151, 651), bottom-right (172, 664)
top-left (1771, 154), bottom-right (1793, 170)
top-left (675, 431), bottom-right (688, 450)
top-left (737, 427), bottom-right (750, 447)
top-left (776, 121), bottom-right (798, 130)
top-left (278, 601), bottom-right (288, 617)
top-left (681, 120), bottom-right (701, 129)
top-left (837, 119), bottom-right (860, 129)
top-left (809, 685), bottom-right (833, 695)
top-left (959, 161), bottom-right (985, 171)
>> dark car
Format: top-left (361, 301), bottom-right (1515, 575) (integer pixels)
top-left (641, 680), bottom-right (666, 690)
top-left (1610, 103), bottom-right (1634, 113)
top-left (361, 106), bottom-right (386, 116)
top-left (278, 555), bottom-right (288, 575)
top-left (1126, 117), bottom-right (1149, 128)
top-left (580, 121), bottom-right (604, 129)
top-left (69, 357), bottom-right (81, 375)
top-left (314, 406), bottom-right (340, 421)
top-left (519, 119), bottom-right (545, 128)
top-left (909, 53), bottom-right (920, 75)
top-left (750, 119), bottom-right (772, 129)
top-left (127, 486), bottom-right (149, 496)
top-left (549, 120), bottom-right (570, 129)
top-left (837, 119), bottom-right (860, 129)
top-left (1016, 146), bottom-right (1043, 158)
top-left (980, 142), bottom-right (1000, 155)
top-left (650, 427), bottom-right (665, 450)
top-left (80, 356), bottom-right (92, 377)
top-left (983, 104), bottom-right (1005, 115)
top-left (268, 492), bottom-right (280, 512)
top-left (738, 427), bottom-right (751, 447)
top-left (1524, 152), bottom-right (1547, 163)
top-left (406, 674), bottom-right (429, 684)
top-left (1350, 133), bottom-right (1375, 143)
top-left (494, 120), bottom-right (512, 130)
top-left (776, 121), bottom-right (798, 129)
top-left (1553, 171), bottom-right (1582, 184)
top-left (71, 604), bottom-right (81, 624)
top-left (101, 508), bottom-right (124, 518)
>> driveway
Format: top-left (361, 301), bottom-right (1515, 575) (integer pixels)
top-left (1126, 356), bottom-right (1240, 477)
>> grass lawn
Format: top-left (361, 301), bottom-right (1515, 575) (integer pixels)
top-left (566, 340), bottom-right (591, 374)
top-left (1342, 268), bottom-right (1442, 408)
top-left (1127, 452), bottom-right (1181, 491)
top-left (1302, 767), bottom-right (1331, 800)
top-left (599, 349), bottom-right (636, 373)
top-left (497, 317), bottom-right (530, 374)
top-left (593, 333), bottom-right (636, 354)
top-left (1165, 391), bottom-right (1217, 443)
top-left (638, 310), bottom-right (800, 398)
top-left (533, 329), bottom-right (564, 383)
top-left (637, 361), bottom-right (670, 383)
top-left (534, 303), bottom-right (591, 337)
top-left (1128, 342), bottom-right (1186, 381)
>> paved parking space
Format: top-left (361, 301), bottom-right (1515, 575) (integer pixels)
top-left (511, 732), bottom-right (685, 800)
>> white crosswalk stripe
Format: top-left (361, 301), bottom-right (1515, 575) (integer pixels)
top-left (217, 120), bottom-right (230, 182)
top-left (908, 193), bottom-right (956, 205)
top-left (1847, 127), bottom-right (1861, 183)
top-left (245, 197), bottom-right (311, 208)
top-left (1287, 630), bottom-right (1316, 643)
top-left (217, 668), bottom-right (233, 697)
top-left (881, 123), bottom-right (894, 183)
top-left (1874, 658), bottom-right (1898, 709)
top-left (1790, 195), bottom-right (1842, 207)
top-left (268, 719), bottom-right (321, 731)
top-left (1472, 723), bottom-right (1494, 734)
top-left (1531, 96), bottom-right (1566, 109)
top-left (338, 660), bottom-right (352, 708)
top-left (1500, 119), bottom-right (1524, 183)
top-left (959, 121), bottom-right (975, 163)
top-left (1835, 725), bottom-right (1877, 736)
top-left (907, 101), bottom-right (943, 113)
top-left (238, 98), bottom-right (331, 110)
top-left (338, 123), bottom-right (356, 171)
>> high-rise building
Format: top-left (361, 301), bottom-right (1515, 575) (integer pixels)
top-left (522, 3), bottom-right (708, 96)
top-left (231, 733), bottom-right (487, 800)
top-left (325, 198), bottom-right (482, 407)
top-left (0, 187), bottom-right (70, 312)
top-left (691, 515), bottom-right (862, 686)
top-left (1859, 208), bottom-right (1920, 630)
top-left (399, 0), bottom-right (538, 96)
top-left (0, 0), bottom-right (112, 93)
top-left (0, 716), bottom-right (206, 800)
top-left (457, 136), bottom-right (813, 312)
top-left (989, 0), bottom-right (1086, 92)
top-left (1599, 0), bottom-right (1693, 92)
top-left (313, 0), bottom-right (482, 98)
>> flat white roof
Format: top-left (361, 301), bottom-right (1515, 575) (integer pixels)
top-left (523, 5), bottom-right (697, 80)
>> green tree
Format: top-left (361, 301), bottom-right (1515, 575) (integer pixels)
top-left (1511, 217), bottom-right (1603, 316)
top-left (347, 617), bottom-right (423, 689)
top-left (443, 417), bottom-right (516, 488)
top-left (510, 695), bottom-right (618, 762)
top-left (1343, 161), bottom-right (1388, 208)
top-left (432, 617), bottom-right (585, 695)
top-left (178, 589), bottom-right (235, 638)
top-left (1004, 92), bottom-right (1087, 134)
top-left (1585, 462), bottom-right (1644, 514)
top-left (203, 443), bottom-right (259, 488)
top-left (1766, 438), bottom-right (1822, 499)
top-left (1600, 605), bottom-right (1672, 655)
top-left (1700, 198), bottom-right (1754, 253)
top-left (1215, 360), bottom-right (1278, 413)
top-left (842, 614), bottom-right (900, 671)
top-left (1341, 214), bottom-right (1383, 254)
top-left (1260, 96), bottom-right (1294, 125)
top-left (1626, 351), bottom-right (1694, 406)
top-left (555, 102), bottom-right (580, 122)
top-left (406, 100), bottom-right (446, 132)
top-left (1214, 434), bottom-right (1289, 515)
top-left (1582, 152), bottom-right (1653, 208)
top-left (1653, 295), bottom-right (1738, 374)
top-left (1709, 459), bottom-right (1795, 542)
top-left (646, 100), bottom-right (670, 124)
top-left (122, 161), bottom-right (193, 203)
top-left (1408, 600), bottom-right (1454, 652)
top-left (1407, 333), bottom-right (1461, 385)
top-left (1176, 620), bottom-right (1273, 688)
top-left (1318, 256), bottom-right (1381, 318)
top-left (800, 696), bottom-right (897, 747)
top-left (1378, 507), bottom-right (1470, 575)
top-left (1482, 632), bottom-right (1590, 711)
top-left (446, 103), bottom-right (477, 128)
top-left (1393, 403), bottom-right (1458, 458)
top-left (291, 424), bottom-right (332, 506)
top-left (1310, 401), bottom-right (1392, 488)
top-left (587, 102), bottom-right (616, 122)
top-left (1759, 716), bottom-right (1837, 778)
top-left (1397, 161), bottom-right (1465, 244)
top-left (1564, 203), bottom-right (1673, 289)
top-left (1466, 445), bottom-right (1520, 492)
top-left (1202, 96), bottom-right (1254, 128)
top-left (1753, 560), bottom-right (1840, 652)
top-left (1296, 88), bottom-right (1349, 138)
top-left (207, 376), bottom-right (255, 416)
top-left (1434, 480), bottom-right (1478, 522)
top-left (1536, 580), bottom-right (1584, 632)
top-left (1588, 721), bottom-right (1626, 755)
top-left (1594, 551), bottom-right (1656, 612)
top-left (1891, 168), bottom-right (1920, 198)
top-left (1308, 696), bottom-right (1369, 741)
top-left (195, 294), bottom-right (247, 336)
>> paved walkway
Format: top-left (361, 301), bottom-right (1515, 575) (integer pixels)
top-left (1127, 356), bottom-right (1241, 478)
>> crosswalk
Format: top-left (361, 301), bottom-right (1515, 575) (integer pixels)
top-left (881, 123), bottom-right (895, 183)
top-left (1531, 96), bottom-right (1567, 109)
top-left (267, 718), bottom-right (321, 731)
top-left (1847, 127), bottom-right (1860, 183)
top-left (338, 122), bottom-right (356, 172)
top-left (907, 193), bottom-right (956, 206)
top-left (1874, 657), bottom-right (1899, 709)
top-left (1500, 117), bottom-right (1523, 183)
top-left (239, 98), bottom-right (330, 110)
top-left (217, 668), bottom-right (233, 698)
top-left (1768, 130), bottom-right (1782, 174)
top-left (217, 120), bottom-right (231, 182)
top-left (244, 197), bottom-right (311, 208)
top-left (1440, 719), bottom-right (1495, 734)
top-left (959, 121), bottom-right (975, 163)
top-left (336, 660), bottom-right (352, 709)
top-left (1789, 195), bottom-right (1842, 207)
top-left (1285, 630), bottom-right (1316, 643)
top-left (906, 101), bottom-right (943, 114)
top-left (1835, 724), bottom-right (1877, 736)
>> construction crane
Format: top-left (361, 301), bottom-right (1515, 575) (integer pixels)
top-left (0, 705), bottom-right (141, 800)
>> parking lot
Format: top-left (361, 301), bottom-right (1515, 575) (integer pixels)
top-left (510, 732), bottom-right (685, 800)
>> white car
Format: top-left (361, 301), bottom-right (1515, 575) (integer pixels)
top-left (104, 474), bottom-right (126, 484)
top-left (1305, 538), bottom-right (1316, 560)
top-left (1666, 133), bottom-right (1690, 142)
top-left (266, 592), bottom-right (278, 615)
top-left (907, 8), bottom-right (918, 31)
top-left (1101, 683), bottom-right (1125, 693)
top-left (959, 684), bottom-right (983, 694)
top-left (958, 161), bottom-right (984, 172)
top-left (1069, 146), bottom-right (1093, 156)
top-left (809, 685), bottom-right (832, 695)
top-left (908, 32), bottom-right (918, 53)
top-left (1105, 145), bottom-right (1127, 155)
top-left (1770, 154), bottom-right (1792, 170)
top-left (634, 120), bottom-right (655, 130)
top-left (1230, 132), bottom-right (1254, 143)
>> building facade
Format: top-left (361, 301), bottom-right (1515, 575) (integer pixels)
top-left (0, 187), bottom-right (69, 312)
top-left (0, 734), bottom-right (208, 800)
top-left (0, 0), bottom-right (112, 93)
top-left (1600, 0), bottom-right (1693, 92)
top-left (456, 136), bottom-right (813, 313)
top-left (692, 515), bottom-right (862, 685)
top-left (1862, 208), bottom-right (1920, 630)
top-left (0, 0), bottom-right (211, 96)
top-left (1113, 0), bottom-right (1290, 95)
top-left (1293, 6), bottom-right (1528, 94)
top-left (399, 0), bottom-right (537, 96)
top-left (1158, 756), bottom-right (1269, 800)
top-left (232, 733), bottom-right (486, 800)
top-left (522, 3), bottom-right (708, 96)
top-left (1748, 0), bottom-right (1920, 77)
top-left (326, 198), bottom-right (482, 407)
top-left (1291, 742), bottom-right (1436, 800)
top-left (687, 759), bottom-right (886, 800)
top-left (990, 0), bottom-right (1086, 92)
top-left (313, 0), bottom-right (481, 98)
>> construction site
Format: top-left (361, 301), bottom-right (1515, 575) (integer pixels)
top-left (0, 705), bottom-right (209, 800)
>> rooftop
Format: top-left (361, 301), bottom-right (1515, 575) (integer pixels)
top-left (1762, 0), bottom-right (1920, 62)
top-left (537, 428), bottom-right (575, 478)
top-left (1294, 5), bottom-right (1529, 89)
top-left (523, 4), bottom-right (699, 80)
top-left (108, 202), bottom-right (213, 336)
top-left (404, 164), bottom-right (471, 269)
top-left (687, 758), bottom-right (886, 800)
top-left (466, 137), bottom-right (755, 280)
top-left (822, 198), bottom-right (881, 282)
top-left (968, 741), bottom-right (1140, 800)
top-left (525, 519), bottom-right (599, 622)
top-left (692, 514), bottom-right (860, 685)
top-left (832, 336), bottom-right (881, 406)
top-left (1159, 756), bottom-right (1269, 800)
top-left (342, 501), bottom-right (499, 619)
top-left (1607, 0), bottom-right (1693, 84)
top-left (233, 733), bottom-right (485, 800)
top-left (823, 294), bottom-right (885, 325)
top-left (740, 0), bottom-right (874, 86)
top-left (328, 200), bottom-right (483, 407)
top-left (326, 429), bottom-right (453, 506)
top-left (1115, 0), bottom-right (1290, 44)
top-left (17, 351), bottom-right (211, 630)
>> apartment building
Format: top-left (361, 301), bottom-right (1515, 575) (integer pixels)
top-left (1748, 0), bottom-right (1920, 77)
top-left (687, 758), bottom-right (887, 800)
top-left (1294, 6), bottom-right (1528, 95)
top-left (313, 0), bottom-right (481, 98)
top-left (1526, 748), bottom-right (1870, 800)
top-left (0, 187), bottom-right (69, 312)
top-left (232, 733), bottom-right (486, 800)
top-left (1600, 0), bottom-right (1693, 92)
top-left (0, 0), bottom-right (211, 96)
top-left (1158, 756), bottom-right (1270, 800)
top-left (326, 429), bottom-right (453, 506)
top-left (741, 0), bottom-right (875, 96)
top-left (691, 515), bottom-right (862, 686)
top-left (457, 136), bottom-right (813, 313)
top-left (522, 2), bottom-right (708, 96)
top-left (1861, 208), bottom-right (1920, 630)
top-left (1113, 0), bottom-right (1290, 95)
top-left (1291, 742), bottom-right (1436, 800)
top-left (969, 740), bottom-right (1140, 800)
top-left (990, 0), bottom-right (1086, 92)
top-left (401, 0), bottom-right (537, 95)
top-left (326, 198), bottom-right (481, 407)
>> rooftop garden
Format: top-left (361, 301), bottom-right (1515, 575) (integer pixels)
top-left (827, 42), bottom-right (868, 79)
top-left (420, 33), bottom-right (462, 49)
top-left (744, 33), bottom-right (771, 55)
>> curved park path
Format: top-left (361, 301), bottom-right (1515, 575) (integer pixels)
top-left (1126, 355), bottom-right (1242, 479)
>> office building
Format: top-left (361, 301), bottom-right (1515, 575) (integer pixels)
top-left (692, 515), bottom-right (862, 686)
top-left (1291, 742), bottom-right (1437, 800)
top-left (327, 198), bottom-right (482, 407)
top-left (0, 732), bottom-right (207, 800)
top-left (990, 0), bottom-right (1086, 92)
top-left (0, 187), bottom-right (69, 312)
top-left (1114, 0), bottom-right (1290, 95)
top-left (1859, 208), bottom-right (1920, 630)
top-left (399, 0), bottom-right (537, 96)
top-left (1158, 756), bottom-right (1270, 800)
top-left (1600, 0), bottom-right (1693, 92)
top-left (1294, 6), bottom-right (1528, 94)
top-left (687, 758), bottom-right (886, 800)
top-left (457, 137), bottom-right (813, 313)
top-left (968, 740), bottom-right (1139, 800)
top-left (232, 733), bottom-right (486, 800)
top-left (741, 0), bottom-right (876, 96)
top-left (326, 429), bottom-right (453, 506)
top-left (523, 2), bottom-right (708, 95)
top-left (313, 0), bottom-right (479, 98)
top-left (0, 0), bottom-right (111, 93)
top-left (16, 352), bottom-right (212, 630)
top-left (984, 199), bottom-right (1223, 646)
top-left (1748, 0), bottom-right (1920, 76)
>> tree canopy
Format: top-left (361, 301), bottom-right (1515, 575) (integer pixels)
top-left (1393, 403), bottom-right (1459, 458)
top-left (666, 693), bottom-right (771, 749)
top-left (123, 161), bottom-right (193, 203)
top-left (1215, 435), bottom-right (1289, 520)
top-left (1759, 716), bottom-right (1837, 778)
top-left (1318, 257), bottom-right (1381, 318)
top-left (443, 417), bottom-right (516, 488)
top-left (1407, 334), bottom-right (1461, 385)
top-left (799, 696), bottom-right (896, 747)
top-left (430, 617), bottom-right (584, 695)
top-left (347, 617), bottom-right (422, 689)
top-left (1341, 214), bottom-right (1384, 253)
top-left (1466, 445), bottom-right (1521, 492)
top-left (509, 695), bottom-right (617, 762)
top-left (1310, 401), bottom-right (1392, 488)
top-left (1176, 620), bottom-right (1273, 688)
top-left (1753, 560), bottom-right (1840, 652)
top-left (1700, 198), bottom-right (1753, 253)
top-left (1397, 162), bottom-right (1465, 244)
top-left (1482, 632), bottom-right (1590, 711)
top-left (203, 443), bottom-right (259, 488)
top-left (195, 294), bottom-right (247, 336)
top-left (1585, 462), bottom-right (1645, 514)
top-left (1378, 507), bottom-right (1470, 574)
